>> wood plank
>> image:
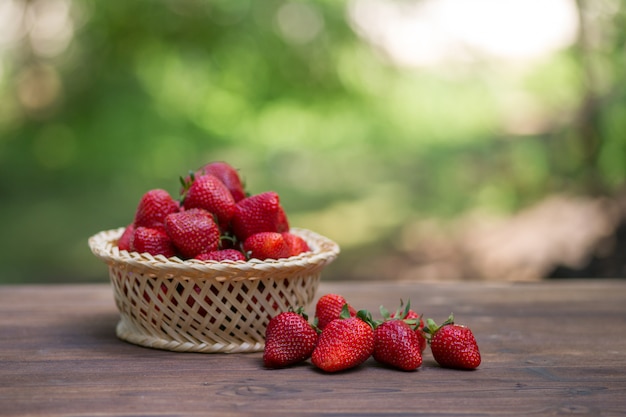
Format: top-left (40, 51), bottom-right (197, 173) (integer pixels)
top-left (1, 281), bottom-right (625, 416)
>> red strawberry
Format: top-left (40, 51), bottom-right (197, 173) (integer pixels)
top-left (275, 204), bottom-right (290, 233)
top-left (311, 308), bottom-right (375, 373)
top-left (197, 161), bottom-right (246, 202)
top-left (424, 314), bottom-right (481, 370)
top-left (231, 191), bottom-right (287, 241)
top-left (117, 223), bottom-right (135, 251)
top-left (263, 309), bottom-right (318, 368)
top-left (130, 226), bottom-right (176, 258)
top-left (134, 189), bottom-right (179, 229)
top-left (243, 232), bottom-right (291, 260)
top-left (389, 302), bottom-right (427, 353)
top-left (195, 249), bottom-right (246, 262)
top-left (165, 209), bottom-right (220, 259)
top-left (404, 310), bottom-right (427, 353)
top-left (315, 293), bottom-right (357, 331)
top-left (181, 174), bottom-right (236, 229)
top-left (373, 320), bottom-right (423, 371)
top-left (282, 232), bottom-right (310, 257)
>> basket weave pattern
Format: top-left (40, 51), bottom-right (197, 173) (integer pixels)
top-left (89, 227), bottom-right (339, 353)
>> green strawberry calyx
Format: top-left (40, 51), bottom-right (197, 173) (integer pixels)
top-left (178, 170), bottom-right (197, 204)
top-left (287, 305), bottom-right (309, 321)
top-left (377, 299), bottom-right (420, 330)
top-left (338, 304), bottom-right (376, 330)
top-left (423, 313), bottom-right (455, 342)
top-left (218, 232), bottom-right (238, 249)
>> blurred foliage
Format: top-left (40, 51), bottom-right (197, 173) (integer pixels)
top-left (0, 0), bottom-right (625, 283)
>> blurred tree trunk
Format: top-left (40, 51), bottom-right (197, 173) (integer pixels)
top-left (573, 0), bottom-right (604, 195)
top-left (572, 0), bottom-right (625, 196)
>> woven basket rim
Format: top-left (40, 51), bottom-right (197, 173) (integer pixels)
top-left (88, 227), bottom-right (340, 281)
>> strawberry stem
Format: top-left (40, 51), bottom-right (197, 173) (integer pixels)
top-left (178, 171), bottom-right (196, 204)
top-left (219, 233), bottom-right (238, 250)
top-left (379, 305), bottom-right (391, 321)
top-left (401, 299), bottom-right (412, 319)
top-left (312, 316), bottom-right (322, 334)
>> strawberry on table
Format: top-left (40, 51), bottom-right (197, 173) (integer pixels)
top-left (389, 301), bottom-right (427, 353)
top-left (181, 174), bottom-right (236, 230)
top-left (311, 307), bottom-right (375, 373)
top-left (424, 314), bottom-right (481, 370)
top-left (373, 320), bottom-right (423, 371)
top-left (243, 232), bottom-right (291, 260)
top-left (130, 226), bottom-right (176, 258)
top-left (404, 310), bottom-right (427, 353)
top-left (134, 189), bottom-right (179, 229)
top-left (315, 293), bottom-right (357, 331)
top-left (263, 309), bottom-right (318, 368)
top-left (231, 191), bottom-right (288, 241)
top-left (165, 209), bottom-right (220, 259)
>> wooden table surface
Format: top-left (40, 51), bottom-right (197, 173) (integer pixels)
top-left (1, 280), bottom-right (626, 416)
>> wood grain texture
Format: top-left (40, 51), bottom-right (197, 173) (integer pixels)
top-left (1, 280), bottom-right (626, 416)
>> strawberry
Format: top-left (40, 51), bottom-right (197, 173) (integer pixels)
top-left (195, 249), bottom-right (246, 262)
top-left (196, 161), bottom-right (247, 202)
top-left (404, 310), bottom-right (427, 353)
top-left (311, 307), bottom-right (375, 373)
top-left (263, 309), bottom-right (318, 368)
top-left (389, 301), bottom-right (427, 353)
top-left (424, 314), bottom-right (481, 370)
top-left (164, 209), bottom-right (220, 259)
top-left (282, 232), bottom-right (310, 257)
top-left (117, 223), bottom-right (135, 251)
top-left (315, 293), bottom-right (357, 331)
top-left (275, 204), bottom-right (290, 233)
top-left (373, 320), bottom-right (423, 371)
top-left (130, 226), bottom-right (176, 258)
top-left (181, 174), bottom-right (236, 229)
top-left (243, 232), bottom-right (291, 260)
top-left (231, 191), bottom-right (288, 241)
top-left (134, 189), bottom-right (179, 229)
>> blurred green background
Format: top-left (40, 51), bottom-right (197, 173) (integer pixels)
top-left (1, 0), bottom-right (625, 284)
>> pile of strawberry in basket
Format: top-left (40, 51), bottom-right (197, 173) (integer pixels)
top-left (117, 161), bottom-right (310, 262)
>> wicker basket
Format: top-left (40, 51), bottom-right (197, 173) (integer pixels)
top-left (88, 227), bottom-right (339, 353)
